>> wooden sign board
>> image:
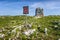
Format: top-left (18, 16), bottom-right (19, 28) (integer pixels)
top-left (23, 6), bottom-right (29, 14)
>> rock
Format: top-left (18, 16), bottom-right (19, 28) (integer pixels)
top-left (23, 29), bottom-right (36, 36)
top-left (44, 28), bottom-right (48, 35)
top-left (27, 24), bottom-right (32, 28)
top-left (58, 38), bottom-right (60, 40)
top-left (54, 25), bottom-right (58, 28)
top-left (0, 34), bottom-right (5, 38)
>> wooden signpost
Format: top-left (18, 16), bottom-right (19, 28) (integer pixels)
top-left (23, 6), bottom-right (29, 27)
top-left (23, 6), bottom-right (29, 14)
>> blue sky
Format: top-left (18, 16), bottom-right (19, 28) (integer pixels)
top-left (0, 0), bottom-right (60, 16)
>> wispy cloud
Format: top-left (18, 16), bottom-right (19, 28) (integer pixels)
top-left (30, 2), bottom-right (60, 9)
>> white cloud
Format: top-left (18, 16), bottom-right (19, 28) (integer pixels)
top-left (30, 2), bottom-right (44, 8)
top-left (30, 2), bottom-right (60, 9)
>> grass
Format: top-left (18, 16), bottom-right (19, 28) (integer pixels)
top-left (0, 15), bottom-right (60, 40)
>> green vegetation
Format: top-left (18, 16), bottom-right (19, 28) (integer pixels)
top-left (0, 15), bottom-right (60, 40)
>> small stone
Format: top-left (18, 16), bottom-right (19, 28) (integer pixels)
top-left (23, 29), bottom-right (36, 36)
top-left (0, 34), bottom-right (5, 38)
top-left (58, 38), bottom-right (60, 40)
